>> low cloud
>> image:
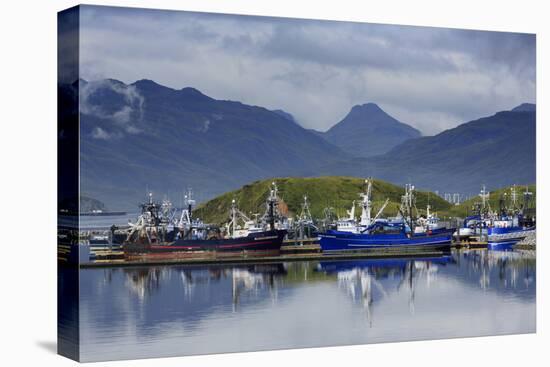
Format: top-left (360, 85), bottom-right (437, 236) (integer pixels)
top-left (80, 79), bottom-right (144, 137)
top-left (91, 127), bottom-right (120, 140)
top-left (201, 119), bottom-right (211, 133)
top-left (78, 6), bottom-right (535, 134)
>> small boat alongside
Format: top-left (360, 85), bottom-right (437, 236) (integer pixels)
top-left (453, 185), bottom-right (536, 250)
top-left (487, 186), bottom-right (535, 250)
top-left (487, 225), bottom-right (535, 249)
top-left (453, 186), bottom-right (491, 243)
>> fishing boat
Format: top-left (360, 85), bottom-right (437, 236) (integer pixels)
top-left (453, 186), bottom-right (491, 242)
top-left (289, 195), bottom-right (319, 241)
top-left (414, 204), bottom-right (448, 234)
top-left (123, 185), bottom-right (287, 261)
top-left (487, 185), bottom-right (535, 250)
top-left (334, 179), bottom-right (390, 234)
top-left (320, 181), bottom-right (453, 252)
top-left (487, 221), bottom-right (535, 249)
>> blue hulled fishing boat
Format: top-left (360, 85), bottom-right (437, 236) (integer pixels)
top-left (320, 181), bottom-right (454, 252)
top-left (487, 225), bottom-right (535, 249)
top-left (320, 225), bottom-right (454, 252)
top-left (453, 186), bottom-right (491, 241)
top-left (487, 185), bottom-right (535, 250)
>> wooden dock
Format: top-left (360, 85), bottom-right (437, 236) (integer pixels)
top-left (514, 243), bottom-right (536, 251)
top-left (281, 241), bottom-right (321, 254)
top-left (65, 236), bottom-right (497, 269)
top-left (79, 247), bottom-right (451, 268)
top-left (452, 238), bottom-right (488, 249)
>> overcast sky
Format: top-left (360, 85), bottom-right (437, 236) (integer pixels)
top-left (79, 5), bottom-right (535, 135)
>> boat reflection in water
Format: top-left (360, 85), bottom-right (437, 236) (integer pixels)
top-left (121, 263), bottom-right (287, 307)
top-left (76, 249), bottom-right (535, 362)
top-left (318, 257), bottom-right (453, 326)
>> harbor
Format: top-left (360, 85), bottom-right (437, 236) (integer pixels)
top-left (62, 180), bottom-right (537, 360)
top-left (59, 178), bottom-right (536, 268)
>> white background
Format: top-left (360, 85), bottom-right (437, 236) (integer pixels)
top-left (0, 0), bottom-right (548, 366)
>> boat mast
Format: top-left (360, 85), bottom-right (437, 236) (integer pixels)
top-left (346, 201), bottom-right (356, 221)
top-left (230, 199), bottom-right (237, 238)
top-left (373, 198), bottom-right (390, 221)
top-left (499, 192), bottom-right (507, 217)
top-left (266, 182), bottom-right (277, 230)
top-left (186, 189), bottom-right (195, 221)
top-left (359, 179), bottom-right (373, 227)
top-left (479, 185), bottom-right (490, 217)
top-left (510, 184), bottom-right (520, 214)
top-left (298, 195), bottom-right (313, 223)
top-left (523, 186), bottom-right (533, 214)
top-left (400, 183), bottom-right (416, 232)
top-left (408, 184), bottom-right (415, 231)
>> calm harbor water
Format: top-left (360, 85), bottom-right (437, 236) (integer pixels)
top-left (74, 249), bottom-right (535, 362)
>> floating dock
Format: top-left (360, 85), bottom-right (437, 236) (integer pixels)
top-left (62, 233), bottom-right (494, 268)
top-left (63, 237), bottom-right (496, 268)
top-left (281, 238), bottom-right (321, 254)
top-left (452, 235), bottom-right (488, 249)
top-left (452, 241), bottom-right (488, 249)
top-left (78, 246), bottom-right (451, 268)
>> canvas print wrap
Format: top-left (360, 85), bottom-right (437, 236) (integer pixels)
top-left (58, 5), bottom-right (536, 362)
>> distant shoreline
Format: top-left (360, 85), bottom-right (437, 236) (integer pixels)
top-left (80, 211), bottom-right (127, 216)
top-left (58, 211), bottom-right (128, 217)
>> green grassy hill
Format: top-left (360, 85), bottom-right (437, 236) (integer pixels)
top-left (193, 176), bottom-right (453, 225)
top-left (440, 184), bottom-right (536, 218)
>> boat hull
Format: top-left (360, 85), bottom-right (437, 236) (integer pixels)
top-left (487, 227), bottom-right (535, 250)
top-left (124, 230), bottom-right (287, 261)
top-left (319, 229), bottom-right (453, 253)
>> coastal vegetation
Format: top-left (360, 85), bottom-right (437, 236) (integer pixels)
top-left (193, 176), bottom-right (452, 225)
top-left (194, 177), bottom-right (536, 225)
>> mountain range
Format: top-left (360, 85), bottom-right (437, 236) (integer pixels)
top-left (318, 104), bottom-right (536, 195)
top-left (77, 79), bottom-right (349, 210)
top-left (65, 78), bottom-right (535, 209)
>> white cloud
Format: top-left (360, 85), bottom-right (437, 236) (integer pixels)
top-left (91, 127), bottom-right (115, 140)
top-left (78, 5), bottom-right (535, 134)
top-left (202, 119), bottom-right (211, 133)
top-left (80, 79), bottom-right (144, 136)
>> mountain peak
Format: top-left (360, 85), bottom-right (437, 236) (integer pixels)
top-left (346, 103), bottom-right (390, 121)
top-left (351, 102), bottom-right (382, 112)
top-left (105, 78), bottom-right (126, 86)
top-left (131, 80), bottom-right (212, 101)
top-left (323, 102), bottom-right (421, 157)
top-left (180, 86), bottom-right (209, 98)
top-left (511, 103), bottom-right (536, 112)
top-left (132, 79), bottom-right (172, 91)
